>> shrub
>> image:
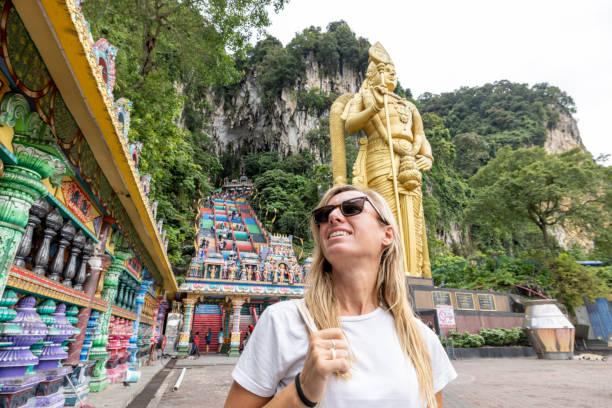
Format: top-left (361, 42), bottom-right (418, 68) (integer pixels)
top-left (446, 327), bottom-right (529, 347)
top-left (448, 330), bottom-right (485, 348)
top-left (479, 328), bottom-right (506, 346)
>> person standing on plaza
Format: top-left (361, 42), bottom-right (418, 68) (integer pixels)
top-left (206, 328), bottom-right (212, 355)
top-left (193, 331), bottom-right (201, 357)
top-left (218, 330), bottom-right (225, 353)
top-left (224, 185), bottom-right (456, 407)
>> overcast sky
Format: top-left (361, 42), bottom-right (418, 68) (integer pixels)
top-left (264, 0), bottom-right (612, 164)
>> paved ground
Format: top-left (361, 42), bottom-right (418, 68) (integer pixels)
top-left (84, 357), bottom-right (169, 408)
top-left (131, 354), bottom-right (611, 408)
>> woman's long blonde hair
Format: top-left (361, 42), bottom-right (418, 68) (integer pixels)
top-left (305, 185), bottom-right (437, 408)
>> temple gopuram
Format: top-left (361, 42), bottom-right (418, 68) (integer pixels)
top-left (173, 181), bottom-right (306, 357)
top-left (0, 1), bottom-right (174, 407)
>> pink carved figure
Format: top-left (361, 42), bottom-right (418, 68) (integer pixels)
top-left (129, 141), bottom-right (143, 167)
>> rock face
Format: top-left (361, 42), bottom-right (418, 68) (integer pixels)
top-left (207, 54), bottom-right (363, 158)
top-left (544, 106), bottom-right (584, 154)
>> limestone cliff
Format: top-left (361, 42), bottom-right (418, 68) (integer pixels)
top-left (207, 54), bottom-right (364, 159)
top-left (544, 106), bottom-right (584, 154)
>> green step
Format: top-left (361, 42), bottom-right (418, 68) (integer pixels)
top-left (247, 225), bottom-right (261, 234)
top-left (234, 231), bottom-right (248, 240)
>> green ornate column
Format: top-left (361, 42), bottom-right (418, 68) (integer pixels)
top-left (89, 250), bottom-right (130, 392)
top-left (0, 93), bottom-right (70, 298)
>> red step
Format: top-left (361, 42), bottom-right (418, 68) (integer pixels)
top-left (192, 314), bottom-right (223, 350)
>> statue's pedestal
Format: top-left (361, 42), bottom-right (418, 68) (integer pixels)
top-left (63, 362), bottom-right (95, 406)
top-left (0, 374), bottom-right (44, 408)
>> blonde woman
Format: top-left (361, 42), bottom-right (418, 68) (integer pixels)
top-left (225, 185), bottom-right (456, 407)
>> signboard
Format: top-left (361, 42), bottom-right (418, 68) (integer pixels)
top-left (432, 291), bottom-right (452, 307)
top-left (478, 294), bottom-right (496, 311)
top-left (455, 293), bottom-right (476, 310)
top-left (435, 305), bottom-right (456, 328)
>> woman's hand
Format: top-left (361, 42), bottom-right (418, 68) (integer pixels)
top-left (299, 328), bottom-right (350, 404)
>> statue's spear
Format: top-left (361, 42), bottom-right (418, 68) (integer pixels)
top-left (379, 66), bottom-right (409, 274)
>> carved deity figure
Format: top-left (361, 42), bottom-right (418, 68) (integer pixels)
top-left (141, 173), bottom-right (152, 197)
top-left (330, 42), bottom-right (433, 277)
top-left (263, 263), bottom-right (270, 281)
top-left (228, 263), bottom-right (237, 280)
top-left (129, 141), bottom-right (143, 169)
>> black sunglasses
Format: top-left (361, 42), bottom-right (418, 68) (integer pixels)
top-left (312, 196), bottom-right (388, 225)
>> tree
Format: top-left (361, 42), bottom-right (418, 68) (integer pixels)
top-left (84, 0), bottom-right (287, 87)
top-left (549, 254), bottom-right (608, 311)
top-left (453, 132), bottom-right (490, 177)
top-left (469, 147), bottom-right (612, 255)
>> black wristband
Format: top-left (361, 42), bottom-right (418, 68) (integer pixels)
top-left (294, 372), bottom-right (317, 407)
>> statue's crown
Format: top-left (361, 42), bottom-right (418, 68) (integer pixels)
top-left (368, 42), bottom-right (393, 65)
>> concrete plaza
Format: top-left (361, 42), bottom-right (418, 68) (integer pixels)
top-left (124, 355), bottom-right (611, 408)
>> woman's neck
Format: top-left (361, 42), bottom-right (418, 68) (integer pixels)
top-left (332, 264), bottom-right (378, 316)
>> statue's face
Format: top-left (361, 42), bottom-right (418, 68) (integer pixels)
top-left (383, 64), bottom-right (397, 91)
top-left (368, 63), bottom-right (397, 91)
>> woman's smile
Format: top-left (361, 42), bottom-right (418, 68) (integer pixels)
top-left (328, 229), bottom-right (352, 239)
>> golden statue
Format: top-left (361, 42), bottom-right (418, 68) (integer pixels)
top-left (329, 42), bottom-right (433, 277)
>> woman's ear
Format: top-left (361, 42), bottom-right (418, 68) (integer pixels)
top-left (381, 225), bottom-right (394, 248)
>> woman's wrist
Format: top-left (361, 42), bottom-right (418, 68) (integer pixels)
top-left (370, 104), bottom-right (381, 113)
top-left (295, 372), bottom-right (317, 407)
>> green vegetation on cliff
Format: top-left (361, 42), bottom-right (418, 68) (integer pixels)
top-left (419, 81), bottom-right (576, 151)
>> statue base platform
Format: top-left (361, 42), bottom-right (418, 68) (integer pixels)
top-left (409, 278), bottom-right (525, 335)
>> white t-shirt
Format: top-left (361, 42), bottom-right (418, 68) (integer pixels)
top-left (232, 300), bottom-right (457, 407)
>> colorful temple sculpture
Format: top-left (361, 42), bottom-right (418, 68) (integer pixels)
top-left (0, 1), bottom-right (175, 407)
top-left (174, 182), bottom-right (306, 357)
